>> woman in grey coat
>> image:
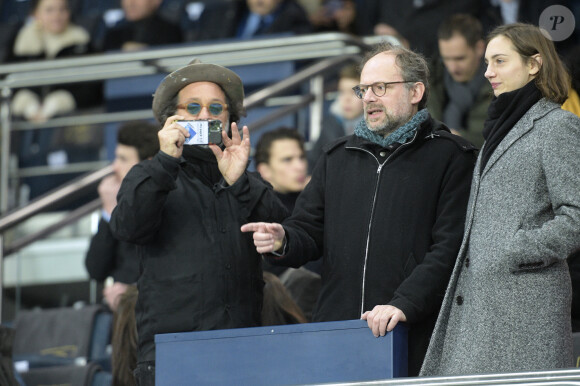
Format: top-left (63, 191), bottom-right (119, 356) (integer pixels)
top-left (421, 23), bottom-right (580, 376)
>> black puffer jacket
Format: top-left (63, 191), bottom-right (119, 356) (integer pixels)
top-left (110, 147), bottom-right (288, 363)
top-left (266, 116), bottom-right (477, 375)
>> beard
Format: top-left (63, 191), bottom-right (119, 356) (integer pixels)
top-left (365, 104), bottom-right (413, 137)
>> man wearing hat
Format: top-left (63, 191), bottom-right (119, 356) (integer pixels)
top-left (109, 59), bottom-right (288, 385)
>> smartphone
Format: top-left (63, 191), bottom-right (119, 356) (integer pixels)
top-left (176, 119), bottom-right (223, 145)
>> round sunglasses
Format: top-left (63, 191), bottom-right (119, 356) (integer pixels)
top-left (177, 102), bottom-right (228, 116)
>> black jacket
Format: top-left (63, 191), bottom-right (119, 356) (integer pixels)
top-left (191, 0), bottom-right (312, 42)
top-left (103, 14), bottom-right (183, 51)
top-left (266, 116), bottom-right (477, 375)
top-left (85, 218), bottom-right (139, 284)
top-left (110, 147), bottom-right (288, 363)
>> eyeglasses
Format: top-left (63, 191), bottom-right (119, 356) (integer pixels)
top-left (177, 102), bottom-right (228, 116)
top-left (352, 81), bottom-right (412, 99)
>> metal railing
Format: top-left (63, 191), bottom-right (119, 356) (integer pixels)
top-left (0, 32), bottom-right (368, 87)
top-left (316, 368), bottom-right (580, 385)
top-left (0, 165), bottom-right (112, 235)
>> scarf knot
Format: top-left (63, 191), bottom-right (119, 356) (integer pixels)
top-left (354, 109), bottom-right (429, 147)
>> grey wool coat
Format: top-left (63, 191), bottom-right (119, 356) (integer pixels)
top-left (420, 98), bottom-right (580, 376)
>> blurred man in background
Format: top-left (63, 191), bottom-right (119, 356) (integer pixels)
top-left (308, 63), bottom-right (363, 171)
top-left (85, 121), bottom-right (159, 311)
top-left (190, 0), bottom-right (312, 41)
top-left (102, 0), bottom-right (183, 51)
top-left (255, 126), bottom-right (308, 212)
top-left (254, 126), bottom-right (321, 320)
top-left (428, 13), bottom-right (492, 148)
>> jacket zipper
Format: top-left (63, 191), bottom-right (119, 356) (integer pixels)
top-left (346, 131), bottom-right (419, 316)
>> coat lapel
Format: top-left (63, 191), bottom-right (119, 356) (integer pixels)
top-left (480, 98), bottom-right (557, 178)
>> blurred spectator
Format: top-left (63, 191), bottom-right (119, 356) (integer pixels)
top-left (262, 271), bottom-right (308, 325)
top-left (428, 14), bottom-right (492, 148)
top-left (254, 126), bottom-right (309, 213)
top-left (102, 0), bottom-right (183, 51)
top-left (111, 284), bottom-right (138, 386)
top-left (254, 126), bottom-right (309, 271)
top-left (190, 0), bottom-right (312, 42)
top-left (254, 127), bottom-right (322, 308)
top-left (309, 0), bottom-right (358, 34)
top-left (358, 0), bottom-right (481, 59)
top-left (10, 0), bottom-right (101, 122)
top-left (85, 121), bottom-right (159, 312)
top-left (9, 0), bottom-right (104, 203)
top-left (308, 63), bottom-right (363, 170)
top-left (562, 45), bottom-right (580, 117)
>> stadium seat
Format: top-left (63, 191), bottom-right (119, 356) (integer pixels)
top-left (12, 304), bottom-right (113, 385)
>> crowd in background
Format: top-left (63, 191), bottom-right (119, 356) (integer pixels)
top-left (2, 0), bottom-right (578, 125)
top-left (2, 0), bottom-right (579, 69)
top-left (3, 0), bottom-right (579, 202)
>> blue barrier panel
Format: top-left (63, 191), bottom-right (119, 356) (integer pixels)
top-left (155, 319), bottom-right (408, 385)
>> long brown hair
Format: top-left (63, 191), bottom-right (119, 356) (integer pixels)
top-left (487, 23), bottom-right (570, 104)
top-left (111, 285), bottom-right (138, 386)
top-left (261, 272), bottom-right (308, 326)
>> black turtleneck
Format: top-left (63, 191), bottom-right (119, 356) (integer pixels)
top-left (181, 145), bottom-right (222, 186)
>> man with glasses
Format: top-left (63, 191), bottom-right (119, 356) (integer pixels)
top-left (109, 59), bottom-right (288, 386)
top-left (242, 42), bottom-right (477, 375)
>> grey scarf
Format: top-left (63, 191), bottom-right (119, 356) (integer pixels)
top-left (354, 108), bottom-right (429, 148)
top-left (443, 61), bottom-right (487, 130)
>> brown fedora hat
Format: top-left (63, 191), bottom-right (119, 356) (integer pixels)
top-left (152, 59), bottom-right (246, 123)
